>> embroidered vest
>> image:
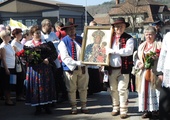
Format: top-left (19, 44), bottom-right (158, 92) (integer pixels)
top-left (112, 32), bottom-right (133, 74)
top-left (120, 33), bottom-right (133, 74)
top-left (61, 35), bottom-right (82, 71)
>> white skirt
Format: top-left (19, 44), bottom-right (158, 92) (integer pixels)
top-left (138, 70), bottom-right (160, 112)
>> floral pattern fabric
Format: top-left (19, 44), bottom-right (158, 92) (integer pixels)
top-left (24, 41), bottom-right (57, 106)
top-left (25, 64), bottom-right (56, 106)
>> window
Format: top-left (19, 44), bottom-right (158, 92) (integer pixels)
top-left (68, 18), bottom-right (74, 23)
top-left (59, 18), bottom-right (66, 24)
top-left (59, 18), bottom-right (75, 24)
top-left (25, 19), bottom-right (37, 27)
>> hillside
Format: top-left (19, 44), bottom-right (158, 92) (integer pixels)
top-left (87, 0), bottom-right (170, 16)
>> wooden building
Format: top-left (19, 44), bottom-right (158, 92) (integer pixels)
top-left (0, 0), bottom-right (93, 34)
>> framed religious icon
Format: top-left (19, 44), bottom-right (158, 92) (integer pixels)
top-left (80, 26), bottom-right (113, 66)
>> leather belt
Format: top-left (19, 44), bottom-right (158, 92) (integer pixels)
top-left (110, 67), bottom-right (121, 69)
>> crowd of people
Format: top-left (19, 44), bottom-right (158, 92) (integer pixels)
top-left (0, 17), bottom-right (169, 120)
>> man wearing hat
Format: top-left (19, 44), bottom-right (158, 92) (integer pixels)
top-left (106, 17), bottom-right (134, 119)
top-left (58, 22), bottom-right (89, 114)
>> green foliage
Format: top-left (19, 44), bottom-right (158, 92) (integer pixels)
top-left (144, 51), bottom-right (156, 69)
top-left (24, 49), bottom-right (42, 65)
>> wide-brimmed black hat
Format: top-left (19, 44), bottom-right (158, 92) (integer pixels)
top-left (111, 17), bottom-right (130, 28)
top-left (61, 22), bottom-right (78, 30)
top-left (151, 20), bottom-right (163, 26)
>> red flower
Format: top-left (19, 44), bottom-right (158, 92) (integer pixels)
top-left (156, 49), bottom-right (161, 57)
top-left (16, 49), bottom-right (25, 57)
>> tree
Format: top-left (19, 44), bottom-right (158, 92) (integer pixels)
top-left (119, 0), bottom-right (145, 32)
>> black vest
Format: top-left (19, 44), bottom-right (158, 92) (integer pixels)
top-left (105, 32), bottom-right (133, 74)
top-left (119, 32), bottom-right (133, 74)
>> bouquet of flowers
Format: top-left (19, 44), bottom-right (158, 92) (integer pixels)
top-left (144, 49), bottom-right (161, 81)
top-left (144, 49), bottom-right (161, 69)
top-left (16, 47), bottom-right (42, 65)
top-left (144, 51), bottom-right (156, 69)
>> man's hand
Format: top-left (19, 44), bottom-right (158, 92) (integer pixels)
top-left (75, 61), bottom-right (82, 66)
top-left (106, 48), bottom-right (115, 55)
top-left (43, 58), bottom-right (49, 65)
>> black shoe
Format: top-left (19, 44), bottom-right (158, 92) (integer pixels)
top-left (34, 106), bottom-right (42, 115)
top-left (81, 109), bottom-right (89, 114)
top-left (34, 110), bottom-right (41, 115)
top-left (152, 111), bottom-right (159, 119)
top-left (5, 101), bottom-right (16, 106)
top-left (44, 105), bottom-right (52, 114)
top-left (45, 108), bottom-right (52, 114)
top-left (141, 111), bottom-right (152, 118)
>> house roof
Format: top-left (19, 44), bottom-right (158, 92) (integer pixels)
top-left (109, 0), bottom-right (169, 24)
top-left (93, 14), bottom-right (110, 25)
top-left (115, 0), bottom-right (164, 7)
top-left (30, 0), bottom-right (83, 7)
top-left (0, 0), bottom-right (83, 13)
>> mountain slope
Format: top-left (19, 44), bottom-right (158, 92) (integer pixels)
top-left (87, 0), bottom-right (170, 16)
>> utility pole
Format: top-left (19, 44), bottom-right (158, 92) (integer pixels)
top-left (85, 0), bottom-right (88, 26)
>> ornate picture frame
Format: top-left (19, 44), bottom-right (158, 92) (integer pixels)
top-left (80, 26), bottom-right (113, 66)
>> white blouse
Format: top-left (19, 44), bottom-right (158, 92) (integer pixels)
top-left (0, 43), bottom-right (15, 68)
top-left (157, 32), bottom-right (170, 88)
top-left (11, 40), bottom-right (23, 52)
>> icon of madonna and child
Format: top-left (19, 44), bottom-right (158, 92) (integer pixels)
top-left (84, 30), bottom-right (107, 63)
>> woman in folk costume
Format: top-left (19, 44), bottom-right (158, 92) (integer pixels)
top-left (24, 25), bottom-right (57, 115)
top-left (136, 26), bottom-right (161, 119)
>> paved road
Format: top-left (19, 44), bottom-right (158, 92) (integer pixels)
top-left (0, 91), bottom-right (149, 120)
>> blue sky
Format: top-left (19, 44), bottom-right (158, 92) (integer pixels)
top-left (56, 0), bottom-right (110, 6)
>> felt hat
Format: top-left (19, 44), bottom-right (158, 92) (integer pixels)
top-left (152, 20), bottom-right (163, 26)
top-left (111, 17), bottom-right (130, 28)
top-left (61, 22), bottom-right (78, 30)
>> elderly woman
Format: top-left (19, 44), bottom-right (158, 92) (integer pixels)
top-left (136, 26), bottom-right (162, 119)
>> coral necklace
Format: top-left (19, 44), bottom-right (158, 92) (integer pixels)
top-left (144, 43), bottom-right (153, 52)
top-left (32, 39), bottom-right (42, 46)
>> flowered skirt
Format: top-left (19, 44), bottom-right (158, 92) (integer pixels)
top-left (25, 63), bottom-right (56, 106)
